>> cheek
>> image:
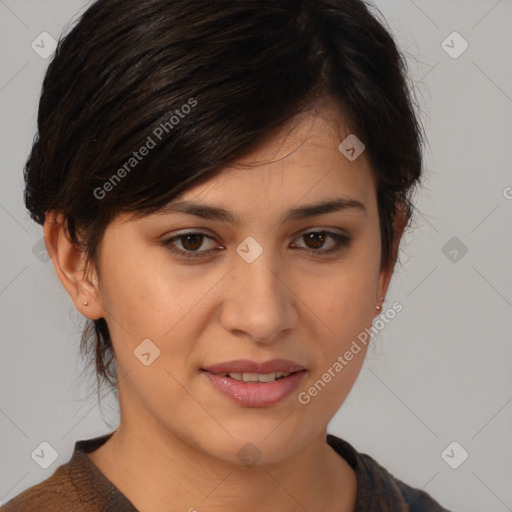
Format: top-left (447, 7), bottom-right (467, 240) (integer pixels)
top-left (98, 249), bottom-right (208, 341)
top-left (296, 253), bottom-right (381, 401)
top-left (97, 258), bottom-right (223, 401)
top-left (295, 265), bottom-right (376, 414)
top-left (306, 255), bottom-right (381, 340)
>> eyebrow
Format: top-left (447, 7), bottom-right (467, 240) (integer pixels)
top-left (157, 197), bottom-right (367, 224)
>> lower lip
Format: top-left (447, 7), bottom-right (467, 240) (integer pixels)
top-left (202, 370), bottom-right (307, 407)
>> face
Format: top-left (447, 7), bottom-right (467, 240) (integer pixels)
top-left (50, 105), bottom-right (396, 466)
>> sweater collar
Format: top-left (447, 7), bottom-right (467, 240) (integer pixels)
top-left (68, 431), bottom-right (410, 511)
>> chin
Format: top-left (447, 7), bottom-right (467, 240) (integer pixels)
top-left (194, 421), bottom-right (312, 468)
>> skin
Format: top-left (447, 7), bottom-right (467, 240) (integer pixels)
top-left (44, 103), bottom-right (405, 512)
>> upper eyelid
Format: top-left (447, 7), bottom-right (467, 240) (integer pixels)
top-left (168, 226), bottom-right (347, 239)
top-left (166, 228), bottom-right (348, 249)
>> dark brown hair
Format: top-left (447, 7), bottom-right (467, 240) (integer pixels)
top-left (24, 0), bottom-right (423, 397)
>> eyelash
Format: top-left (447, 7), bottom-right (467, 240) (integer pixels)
top-left (162, 230), bottom-right (350, 259)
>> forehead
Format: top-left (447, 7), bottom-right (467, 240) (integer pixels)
top-left (176, 108), bottom-right (376, 215)
top-left (114, 106), bottom-right (378, 230)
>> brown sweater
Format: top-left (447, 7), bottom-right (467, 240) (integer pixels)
top-left (1, 432), bottom-right (451, 511)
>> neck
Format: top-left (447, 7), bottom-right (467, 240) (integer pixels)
top-left (87, 396), bottom-right (357, 512)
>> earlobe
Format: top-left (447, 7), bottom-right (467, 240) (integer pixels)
top-left (43, 211), bottom-right (103, 319)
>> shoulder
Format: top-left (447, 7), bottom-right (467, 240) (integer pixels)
top-left (355, 450), bottom-right (452, 512)
top-left (327, 434), bottom-right (452, 512)
top-left (1, 433), bottom-right (127, 512)
top-left (1, 457), bottom-right (88, 511)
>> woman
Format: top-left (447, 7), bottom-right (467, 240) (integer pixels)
top-left (2, 0), bottom-right (451, 510)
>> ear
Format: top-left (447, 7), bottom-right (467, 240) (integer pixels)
top-left (43, 211), bottom-right (104, 320)
top-left (376, 203), bottom-right (408, 312)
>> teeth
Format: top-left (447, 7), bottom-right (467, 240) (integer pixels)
top-left (225, 372), bottom-right (292, 382)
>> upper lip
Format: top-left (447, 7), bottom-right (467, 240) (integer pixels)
top-left (202, 359), bottom-right (305, 375)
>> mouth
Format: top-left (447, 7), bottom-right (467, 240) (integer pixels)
top-left (202, 358), bottom-right (305, 375)
top-left (211, 371), bottom-right (297, 383)
top-left (201, 359), bottom-right (307, 407)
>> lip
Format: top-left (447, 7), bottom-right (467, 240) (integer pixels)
top-left (201, 359), bottom-right (307, 408)
top-left (202, 358), bottom-right (305, 375)
top-left (202, 369), bottom-right (307, 407)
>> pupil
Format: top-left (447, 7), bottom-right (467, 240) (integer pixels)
top-left (306, 232), bottom-right (325, 249)
top-left (183, 234), bottom-right (202, 251)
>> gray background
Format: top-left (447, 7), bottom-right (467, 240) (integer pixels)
top-left (1, 1), bottom-right (511, 510)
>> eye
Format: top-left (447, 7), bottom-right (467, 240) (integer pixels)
top-left (291, 230), bottom-right (350, 255)
top-left (162, 229), bottom-right (351, 259)
top-left (162, 231), bottom-right (221, 258)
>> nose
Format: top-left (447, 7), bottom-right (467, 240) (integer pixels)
top-left (219, 248), bottom-right (298, 345)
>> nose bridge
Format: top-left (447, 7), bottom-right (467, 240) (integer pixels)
top-left (224, 241), bottom-right (294, 342)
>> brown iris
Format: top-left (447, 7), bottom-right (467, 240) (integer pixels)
top-left (181, 234), bottom-right (204, 251)
top-left (303, 232), bottom-right (326, 249)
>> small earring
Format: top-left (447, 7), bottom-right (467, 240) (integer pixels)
top-left (376, 304), bottom-right (382, 310)
top-left (83, 301), bottom-right (88, 306)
